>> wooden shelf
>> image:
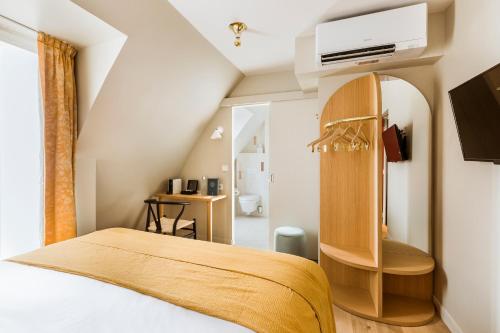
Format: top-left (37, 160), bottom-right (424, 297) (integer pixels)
top-left (332, 285), bottom-right (435, 326)
top-left (382, 294), bottom-right (435, 326)
top-left (332, 284), bottom-right (377, 319)
top-left (320, 243), bottom-right (377, 271)
top-left (382, 240), bottom-right (434, 275)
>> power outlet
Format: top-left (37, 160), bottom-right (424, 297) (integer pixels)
top-left (218, 183), bottom-right (223, 191)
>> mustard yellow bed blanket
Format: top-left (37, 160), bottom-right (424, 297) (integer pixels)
top-left (9, 228), bottom-right (335, 333)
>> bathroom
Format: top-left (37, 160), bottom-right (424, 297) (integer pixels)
top-left (232, 104), bottom-right (269, 250)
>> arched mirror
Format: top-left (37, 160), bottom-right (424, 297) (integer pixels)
top-left (380, 76), bottom-right (431, 253)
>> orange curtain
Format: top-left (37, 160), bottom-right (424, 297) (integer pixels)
top-left (38, 32), bottom-right (78, 245)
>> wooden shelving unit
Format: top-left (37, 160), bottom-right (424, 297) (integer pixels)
top-left (319, 74), bottom-right (435, 326)
top-left (332, 284), bottom-right (377, 318)
top-left (320, 242), bottom-right (377, 271)
top-left (382, 240), bottom-right (434, 275)
top-left (382, 294), bottom-right (436, 326)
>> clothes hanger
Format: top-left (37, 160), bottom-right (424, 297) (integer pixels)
top-left (349, 124), bottom-right (370, 150)
top-left (307, 115), bottom-right (377, 153)
top-left (307, 127), bottom-right (334, 151)
top-left (330, 124), bottom-right (371, 152)
top-left (310, 127), bottom-right (346, 151)
top-left (356, 124), bottom-right (371, 150)
top-left (330, 127), bottom-right (355, 151)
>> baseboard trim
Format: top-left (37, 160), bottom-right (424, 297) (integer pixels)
top-left (433, 296), bottom-right (463, 333)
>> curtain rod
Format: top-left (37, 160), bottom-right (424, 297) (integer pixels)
top-left (0, 14), bottom-right (38, 33)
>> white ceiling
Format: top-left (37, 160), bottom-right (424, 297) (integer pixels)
top-left (0, 0), bottom-right (123, 48)
top-left (168, 0), bottom-right (453, 75)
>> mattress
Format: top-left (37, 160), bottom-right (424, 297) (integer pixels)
top-left (4, 228), bottom-right (334, 332)
top-left (0, 261), bottom-right (251, 333)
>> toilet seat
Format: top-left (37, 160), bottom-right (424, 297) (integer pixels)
top-left (238, 194), bottom-right (260, 215)
top-left (239, 194), bottom-right (260, 202)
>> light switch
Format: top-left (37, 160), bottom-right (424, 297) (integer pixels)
top-left (221, 164), bottom-right (229, 172)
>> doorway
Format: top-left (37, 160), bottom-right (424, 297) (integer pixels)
top-left (232, 104), bottom-right (269, 250)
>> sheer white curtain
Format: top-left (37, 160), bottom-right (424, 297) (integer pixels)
top-left (0, 17), bottom-right (42, 259)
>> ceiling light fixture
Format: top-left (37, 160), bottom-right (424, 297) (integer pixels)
top-left (229, 22), bottom-right (247, 47)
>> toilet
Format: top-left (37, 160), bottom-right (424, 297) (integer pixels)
top-left (238, 194), bottom-right (260, 215)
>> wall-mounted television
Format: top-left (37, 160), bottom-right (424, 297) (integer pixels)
top-left (449, 63), bottom-right (500, 164)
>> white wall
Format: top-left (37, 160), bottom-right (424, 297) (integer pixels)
top-left (75, 157), bottom-right (96, 237)
top-left (495, 167), bottom-right (500, 333)
top-left (269, 98), bottom-right (319, 260)
top-left (72, 0), bottom-right (242, 231)
top-left (74, 33), bottom-right (127, 237)
top-left (236, 153), bottom-right (269, 217)
top-left (382, 78), bottom-right (431, 253)
top-left (229, 71), bottom-right (301, 97)
top-left (232, 108), bottom-right (253, 144)
top-left (433, 1), bottom-right (500, 332)
top-left (179, 107), bottom-right (233, 243)
top-left (76, 36), bottom-right (127, 133)
top-left (233, 105), bottom-right (268, 156)
top-left (241, 124), bottom-right (266, 153)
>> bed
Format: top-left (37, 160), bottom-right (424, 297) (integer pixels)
top-left (0, 228), bottom-right (334, 333)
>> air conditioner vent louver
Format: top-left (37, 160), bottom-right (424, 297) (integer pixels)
top-left (320, 43), bottom-right (396, 65)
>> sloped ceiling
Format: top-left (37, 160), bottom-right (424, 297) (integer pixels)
top-left (73, 0), bottom-right (242, 229)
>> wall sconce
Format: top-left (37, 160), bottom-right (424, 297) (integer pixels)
top-left (210, 126), bottom-right (224, 140)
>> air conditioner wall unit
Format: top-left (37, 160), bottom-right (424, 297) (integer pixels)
top-left (316, 3), bottom-right (428, 69)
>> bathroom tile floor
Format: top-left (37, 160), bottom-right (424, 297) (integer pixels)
top-left (234, 216), bottom-right (269, 250)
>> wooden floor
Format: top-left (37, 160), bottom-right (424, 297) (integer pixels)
top-left (333, 306), bottom-right (450, 333)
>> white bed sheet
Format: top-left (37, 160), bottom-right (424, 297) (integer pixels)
top-left (0, 261), bottom-right (252, 333)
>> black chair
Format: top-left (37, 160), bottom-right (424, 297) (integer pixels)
top-left (144, 199), bottom-right (196, 239)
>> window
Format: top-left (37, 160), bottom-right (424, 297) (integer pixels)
top-left (0, 37), bottom-right (42, 259)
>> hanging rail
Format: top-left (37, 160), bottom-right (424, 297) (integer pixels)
top-left (323, 115), bottom-right (378, 129)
